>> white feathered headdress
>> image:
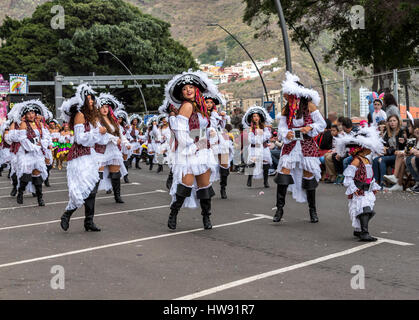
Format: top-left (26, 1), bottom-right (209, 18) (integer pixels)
top-left (334, 125), bottom-right (384, 157)
top-left (76, 83), bottom-right (97, 106)
top-left (129, 114), bottom-right (143, 127)
top-left (0, 119), bottom-right (12, 136)
top-left (281, 72), bottom-right (321, 106)
top-left (97, 93), bottom-right (124, 111)
top-left (164, 69), bottom-right (220, 108)
top-left (13, 100), bottom-right (50, 124)
top-left (158, 98), bottom-right (171, 115)
top-left (242, 105), bottom-right (273, 128)
top-left (146, 115), bottom-right (159, 126)
top-left (59, 96), bottom-right (82, 123)
top-left (7, 102), bottom-right (24, 124)
top-left (203, 92), bottom-right (226, 107)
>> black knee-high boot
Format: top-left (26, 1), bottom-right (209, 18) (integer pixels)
top-left (166, 169), bottom-right (173, 190)
top-left (8, 168), bottom-right (11, 179)
top-left (273, 174), bottom-right (294, 222)
top-left (44, 164), bottom-right (52, 187)
top-left (168, 184), bottom-right (192, 230)
top-left (60, 207), bottom-right (77, 231)
top-left (32, 176), bottom-right (45, 206)
top-left (149, 154), bottom-right (154, 170)
top-left (263, 164), bottom-right (270, 188)
top-left (157, 164), bottom-right (163, 173)
top-left (357, 207), bottom-right (377, 242)
top-left (219, 167), bottom-right (230, 199)
top-left (127, 155), bottom-right (134, 168)
top-left (84, 181), bottom-right (101, 232)
top-left (10, 173), bottom-right (18, 197)
top-left (0, 163), bottom-right (6, 176)
top-left (17, 173), bottom-right (32, 204)
top-left (302, 178), bottom-right (319, 223)
top-left (110, 171), bottom-right (124, 203)
top-left (123, 160), bottom-right (130, 183)
top-left (135, 155), bottom-right (142, 169)
top-left (197, 186), bottom-right (216, 229)
top-left (247, 174), bottom-right (252, 187)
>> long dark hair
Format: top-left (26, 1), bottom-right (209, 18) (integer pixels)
top-left (281, 96), bottom-right (309, 119)
top-left (100, 112), bottom-right (120, 137)
top-left (383, 93), bottom-right (398, 110)
top-left (69, 97), bottom-right (99, 130)
top-left (250, 113), bottom-right (265, 133)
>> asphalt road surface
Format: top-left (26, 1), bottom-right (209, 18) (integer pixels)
top-left (0, 164), bottom-right (418, 300)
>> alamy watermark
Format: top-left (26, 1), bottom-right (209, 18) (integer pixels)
top-left (350, 265), bottom-right (365, 289)
top-left (50, 265), bottom-right (65, 290)
top-left (350, 5), bottom-right (365, 30)
top-left (51, 5), bottom-right (65, 30)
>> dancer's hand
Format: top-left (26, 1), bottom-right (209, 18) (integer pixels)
top-left (286, 131), bottom-right (294, 140)
top-left (300, 126), bottom-right (312, 134)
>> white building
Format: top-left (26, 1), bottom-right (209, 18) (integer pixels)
top-left (359, 87), bottom-right (371, 117)
top-left (243, 69), bottom-right (259, 79)
top-left (220, 74), bottom-right (229, 84)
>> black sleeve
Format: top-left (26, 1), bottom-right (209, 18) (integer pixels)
top-left (319, 131), bottom-right (333, 150)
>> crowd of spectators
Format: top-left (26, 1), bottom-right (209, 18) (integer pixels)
top-left (226, 92), bottom-right (419, 193)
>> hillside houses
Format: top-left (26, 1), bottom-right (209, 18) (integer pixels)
top-left (199, 57), bottom-right (279, 85)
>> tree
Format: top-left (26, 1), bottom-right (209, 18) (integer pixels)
top-left (0, 0), bottom-right (197, 111)
top-left (242, 0), bottom-right (418, 92)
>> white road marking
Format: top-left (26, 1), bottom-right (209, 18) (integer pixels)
top-left (0, 183), bottom-right (140, 199)
top-left (0, 205), bottom-right (170, 231)
top-left (175, 238), bottom-right (413, 300)
top-left (0, 216), bottom-right (264, 269)
top-left (0, 182), bottom-right (68, 190)
top-left (0, 176), bottom-right (67, 185)
top-left (0, 190), bottom-right (167, 211)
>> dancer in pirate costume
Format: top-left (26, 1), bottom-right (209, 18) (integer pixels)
top-left (48, 119), bottom-right (61, 169)
top-left (96, 93), bottom-right (131, 203)
top-left (59, 84), bottom-right (108, 232)
top-left (158, 99), bottom-right (178, 190)
top-left (155, 113), bottom-right (171, 173)
top-left (5, 103), bottom-right (23, 197)
top-left (273, 72), bottom-right (326, 223)
top-left (127, 114), bottom-right (143, 170)
top-left (0, 119), bottom-right (12, 177)
top-left (165, 70), bottom-right (219, 230)
top-left (243, 106), bottom-right (273, 188)
top-left (115, 107), bottom-right (132, 183)
top-left (144, 115), bottom-right (160, 171)
top-left (41, 111), bottom-right (54, 187)
top-left (57, 122), bottom-right (74, 169)
top-left (14, 100), bottom-right (50, 206)
top-left (205, 93), bottom-right (234, 199)
top-left (334, 126), bottom-right (383, 241)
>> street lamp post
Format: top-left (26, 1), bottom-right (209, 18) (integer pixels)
top-left (273, 1), bottom-right (327, 116)
top-left (273, 0), bottom-right (292, 73)
top-left (99, 50), bottom-right (148, 114)
top-left (207, 23), bottom-right (269, 102)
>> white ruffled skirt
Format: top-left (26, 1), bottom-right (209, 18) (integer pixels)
top-left (277, 141), bottom-right (321, 203)
top-left (348, 192), bottom-right (377, 229)
top-left (98, 143), bottom-right (128, 191)
top-left (66, 152), bottom-right (100, 210)
top-left (169, 148), bottom-right (219, 208)
top-left (246, 146), bottom-right (272, 179)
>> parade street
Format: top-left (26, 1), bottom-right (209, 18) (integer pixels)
top-left (0, 166), bottom-right (418, 300)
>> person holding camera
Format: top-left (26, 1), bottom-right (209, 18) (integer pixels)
top-left (273, 72), bottom-right (326, 223)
